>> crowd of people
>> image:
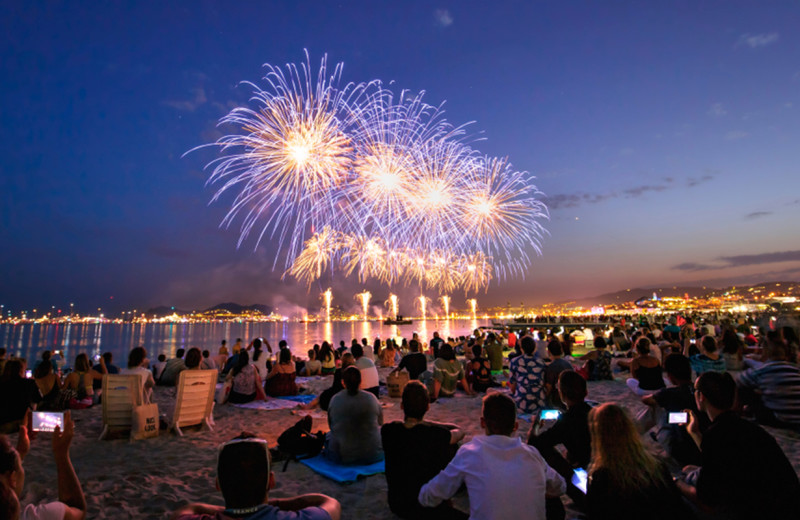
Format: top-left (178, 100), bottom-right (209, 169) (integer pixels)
top-left (1, 312), bottom-right (799, 519)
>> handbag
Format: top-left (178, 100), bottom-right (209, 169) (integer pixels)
top-left (131, 403), bottom-right (159, 440)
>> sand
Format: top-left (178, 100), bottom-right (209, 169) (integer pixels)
top-left (17, 361), bottom-right (800, 519)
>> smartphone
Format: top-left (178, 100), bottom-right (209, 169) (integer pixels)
top-left (94, 354), bottom-right (102, 362)
top-left (571, 468), bottom-right (588, 494)
top-left (668, 412), bottom-right (688, 425)
top-left (690, 339), bottom-right (696, 344)
top-left (25, 369), bottom-right (32, 378)
top-left (32, 411), bottom-right (64, 433)
top-left (540, 409), bottom-right (561, 421)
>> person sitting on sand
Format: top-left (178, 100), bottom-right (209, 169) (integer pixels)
top-left (484, 333), bottom-right (504, 372)
top-left (0, 360), bottom-right (42, 434)
top-left (382, 381), bottom-right (466, 520)
top-left (586, 404), bottom-right (695, 520)
top-left (736, 339), bottom-right (800, 429)
top-left (120, 347), bottom-right (156, 404)
top-left (393, 339), bottom-right (429, 382)
top-left (91, 353), bottom-right (118, 392)
top-left (63, 354), bottom-right (106, 407)
top-left (226, 351), bottom-right (264, 404)
top-left (200, 350), bottom-right (217, 371)
top-left (300, 354), bottom-right (355, 411)
top-left (379, 340), bottom-right (398, 368)
top-left (159, 349), bottom-right (186, 386)
top-left (543, 341), bottom-right (572, 408)
top-left (152, 354), bottom-right (167, 380)
top-left (303, 349), bottom-right (322, 376)
top-left (466, 344), bottom-right (494, 393)
top-left (172, 432), bottom-right (341, 520)
top-left (621, 337), bottom-right (665, 396)
top-left (213, 344), bottom-right (228, 371)
top-left (325, 367), bottom-right (383, 465)
top-left (419, 392), bottom-right (565, 520)
top-left (431, 344), bottom-right (474, 400)
top-left (33, 359), bottom-right (63, 412)
top-left (677, 371), bottom-right (800, 519)
top-left (319, 342), bottom-right (336, 375)
top-left (264, 349), bottom-right (298, 398)
top-left (508, 336), bottom-right (547, 415)
top-left (577, 337), bottom-right (613, 381)
top-left (351, 344), bottom-right (380, 399)
top-left (0, 410), bottom-right (87, 520)
top-left (688, 336), bottom-right (725, 376)
top-left (184, 348), bottom-right (203, 371)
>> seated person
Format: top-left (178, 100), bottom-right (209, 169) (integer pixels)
top-left (677, 371), bottom-right (800, 519)
top-left (587, 404), bottom-right (694, 520)
top-left (91, 352), bottom-right (119, 391)
top-left (172, 432), bottom-right (341, 520)
top-left (227, 351), bottom-right (264, 404)
top-left (63, 354), bottom-right (106, 407)
top-left (393, 340), bottom-right (428, 381)
top-left (543, 342), bottom-right (572, 408)
top-left (0, 410), bottom-right (87, 520)
top-left (640, 354), bottom-right (704, 466)
top-left (151, 354), bottom-right (167, 381)
top-left (301, 354), bottom-right (355, 411)
top-left (378, 341), bottom-right (398, 368)
top-left (158, 349), bottom-right (186, 385)
top-left (325, 367), bottom-right (383, 465)
top-left (33, 359), bottom-right (63, 411)
top-left (577, 337), bottom-right (613, 381)
top-left (508, 336), bottom-right (547, 415)
top-left (319, 343), bottom-right (336, 375)
top-left (382, 381), bottom-right (466, 520)
top-left (303, 349), bottom-right (322, 376)
top-left (351, 344), bottom-right (380, 399)
top-left (736, 339), bottom-right (800, 429)
top-left (431, 345), bottom-right (473, 400)
top-left (688, 336), bottom-right (725, 376)
top-left (200, 350), bottom-right (217, 371)
top-left (484, 333), bottom-right (504, 372)
top-left (623, 337), bottom-right (665, 396)
top-left (466, 344), bottom-right (494, 393)
top-left (213, 345), bottom-right (228, 372)
top-left (0, 361), bottom-right (42, 434)
top-left (419, 393), bottom-right (565, 520)
top-left (120, 347), bottom-right (156, 404)
top-left (264, 349), bottom-right (298, 397)
top-left (184, 348), bottom-right (203, 371)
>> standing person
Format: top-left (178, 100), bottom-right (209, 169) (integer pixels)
top-left (586, 404), bottom-right (695, 520)
top-left (677, 371), bottom-right (800, 518)
top-left (172, 432), bottom-right (340, 520)
top-left (325, 367), bottom-right (384, 465)
top-left (382, 381), bottom-right (466, 520)
top-left (351, 344), bottom-right (380, 399)
top-left (232, 338), bottom-right (242, 355)
top-left (508, 336), bottom-right (547, 416)
top-left (0, 410), bottom-right (88, 520)
top-left (120, 347), bottom-right (156, 404)
top-left (213, 343), bottom-right (228, 370)
top-left (429, 332), bottom-right (445, 360)
top-left (419, 393), bottom-right (566, 520)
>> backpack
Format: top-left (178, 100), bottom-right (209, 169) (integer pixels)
top-left (276, 416), bottom-right (325, 471)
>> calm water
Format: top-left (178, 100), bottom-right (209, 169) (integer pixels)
top-left (1, 319), bottom-right (489, 368)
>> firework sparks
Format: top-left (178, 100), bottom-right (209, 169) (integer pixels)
top-left (439, 295), bottom-right (451, 319)
top-left (355, 290), bottom-right (371, 320)
top-left (322, 288), bottom-right (332, 321)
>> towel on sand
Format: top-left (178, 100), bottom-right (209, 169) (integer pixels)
top-left (299, 454), bottom-right (385, 483)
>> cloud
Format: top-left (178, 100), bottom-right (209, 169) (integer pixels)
top-left (546, 175), bottom-right (714, 210)
top-left (163, 87), bottom-right (207, 112)
top-left (737, 33), bottom-right (779, 49)
top-left (434, 9), bottom-right (453, 27)
top-left (672, 250), bottom-right (800, 271)
top-left (707, 103), bottom-right (727, 117)
top-left (724, 130), bottom-right (749, 140)
top-left (744, 211), bottom-right (772, 220)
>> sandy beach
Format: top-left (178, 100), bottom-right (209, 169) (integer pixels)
top-left (17, 362), bottom-right (800, 519)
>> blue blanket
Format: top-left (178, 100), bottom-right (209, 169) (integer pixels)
top-left (299, 454), bottom-right (385, 483)
top-left (278, 394), bottom-right (317, 404)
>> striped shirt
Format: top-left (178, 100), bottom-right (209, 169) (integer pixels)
top-left (690, 354), bottom-right (726, 375)
top-left (737, 361), bottom-right (800, 426)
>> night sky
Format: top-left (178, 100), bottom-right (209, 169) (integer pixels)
top-left (2, 1), bottom-right (799, 316)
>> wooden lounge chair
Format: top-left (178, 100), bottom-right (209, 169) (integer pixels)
top-left (99, 374), bottom-right (143, 440)
top-left (170, 369), bottom-right (217, 436)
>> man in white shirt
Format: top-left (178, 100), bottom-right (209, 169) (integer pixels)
top-left (418, 392), bottom-right (565, 520)
top-left (352, 344), bottom-right (380, 399)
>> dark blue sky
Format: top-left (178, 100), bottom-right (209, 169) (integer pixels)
top-left (2, 1), bottom-right (799, 316)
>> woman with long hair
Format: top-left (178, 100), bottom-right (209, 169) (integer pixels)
top-left (319, 342), bottom-right (336, 375)
top-left (63, 353), bottom-right (106, 407)
top-left (587, 403), bottom-right (694, 520)
top-left (264, 348), bottom-right (298, 397)
top-left (226, 350), bottom-right (262, 404)
top-left (34, 359), bottom-right (63, 411)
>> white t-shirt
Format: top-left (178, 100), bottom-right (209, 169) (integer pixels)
top-left (22, 501), bottom-right (67, 520)
top-left (355, 356), bottom-right (380, 389)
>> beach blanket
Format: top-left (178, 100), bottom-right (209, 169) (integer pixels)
top-left (299, 454), bottom-right (385, 483)
top-left (232, 399), bottom-right (300, 411)
top-left (276, 394), bottom-right (317, 404)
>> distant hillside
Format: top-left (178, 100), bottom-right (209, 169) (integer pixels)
top-left (144, 306), bottom-right (192, 317)
top-left (203, 302), bottom-right (273, 315)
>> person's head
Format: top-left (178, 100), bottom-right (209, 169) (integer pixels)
top-left (33, 358), bottom-right (53, 379)
top-left (634, 336), bottom-right (651, 356)
top-left (341, 353), bottom-right (355, 369)
top-left (279, 348), bottom-right (292, 365)
top-left (158, 354), bottom-right (166, 363)
top-left (233, 350), bottom-right (250, 376)
top-left (127, 347), bottom-right (147, 369)
top-left (588, 403), bottom-right (665, 492)
top-left (439, 343), bottom-right (455, 361)
top-left (221, 340), bottom-right (227, 347)
top-left (700, 335), bottom-right (717, 354)
top-left (307, 349), bottom-right (316, 360)
top-left (252, 338), bottom-right (262, 352)
top-left (720, 329), bottom-right (742, 354)
top-left (780, 326), bottom-right (799, 345)
top-left (662, 354), bottom-right (691, 383)
top-left (0, 348), bottom-right (5, 359)
top-left (278, 340), bottom-right (288, 350)
top-left (401, 381), bottom-right (430, 420)
top-left (351, 338), bottom-right (359, 348)
top-left (373, 338), bottom-right (381, 351)
top-left (351, 344), bottom-right (364, 359)
top-left (102, 352), bottom-right (113, 365)
top-left (594, 336), bottom-right (607, 350)
top-left (216, 433), bottom-right (272, 510)
top-left (202, 350), bottom-right (210, 359)
top-left (74, 353), bottom-right (90, 373)
top-left (185, 348), bottom-right (202, 369)
top-left (175, 348), bottom-right (185, 359)
top-left (41, 350), bottom-right (52, 362)
top-left (557, 370), bottom-right (587, 405)
top-left (765, 339), bottom-right (789, 361)
top-left (471, 343), bottom-right (482, 358)
top-left (520, 335), bottom-right (536, 356)
top-left (433, 331), bottom-right (440, 339)
top-left (695, 371), bottom-right (736, 414)
top-left (408, 339), bottom-right (419, 352)
top-left (547, 339), bottom-right (563, 358)
top-left (481, 393), bottom-right (517, 436)
top-left (342, 366), bottom-right (361, 396)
